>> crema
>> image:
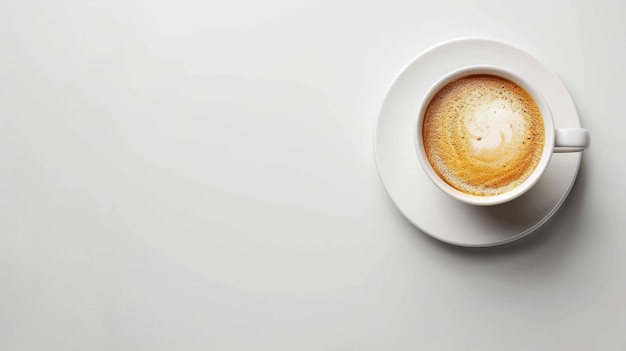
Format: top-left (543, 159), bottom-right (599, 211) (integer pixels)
top-left (422, 75), bottom-right (545, 196)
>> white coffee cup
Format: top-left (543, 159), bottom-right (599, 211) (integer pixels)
top-left (414, 65), bottom-right (590, 206)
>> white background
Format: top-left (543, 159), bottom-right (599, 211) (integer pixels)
top-left (1, 0), bottom-right (625, 350)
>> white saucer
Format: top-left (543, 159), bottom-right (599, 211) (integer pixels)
top-left (374, 38), bottom-right (583, 247)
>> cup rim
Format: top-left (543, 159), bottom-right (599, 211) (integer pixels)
top-left (414, 65), bottom-right (555, 206)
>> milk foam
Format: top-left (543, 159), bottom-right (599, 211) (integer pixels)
top-left (464, 99), bottom-right (525, 151)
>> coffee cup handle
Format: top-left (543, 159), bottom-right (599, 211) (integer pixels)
top-left (554, 128), bottom-right (590, 153)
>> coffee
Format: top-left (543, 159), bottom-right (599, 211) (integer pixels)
top-left (422, 74), bottom-right (545, 196)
